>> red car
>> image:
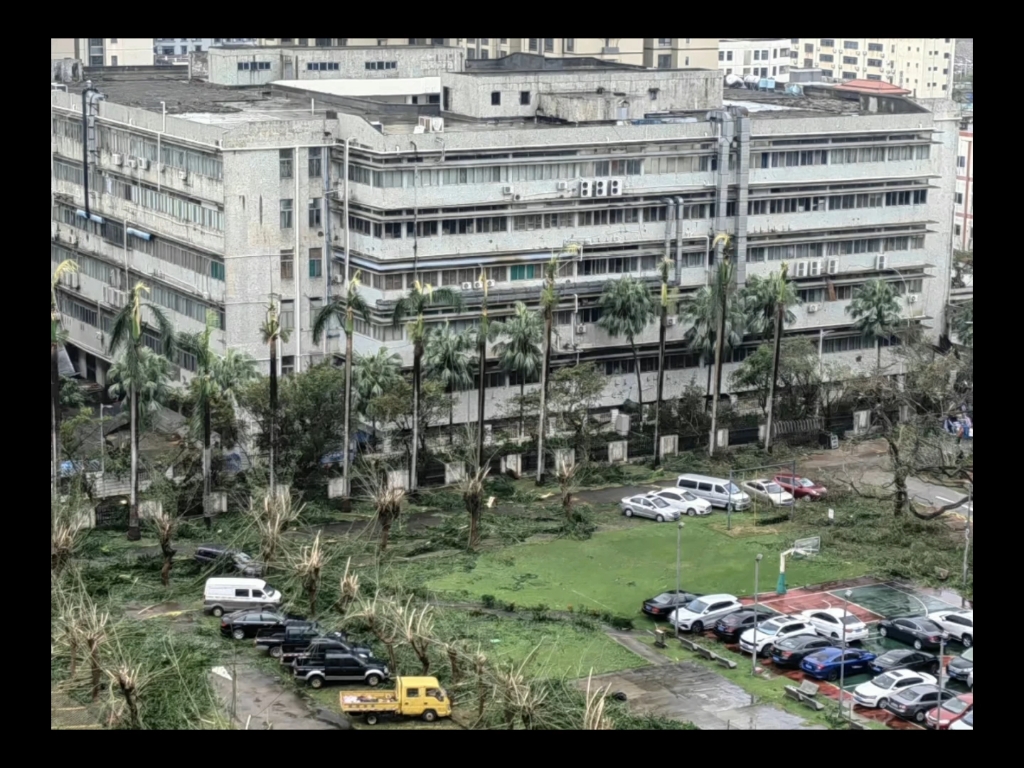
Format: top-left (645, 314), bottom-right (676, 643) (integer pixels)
top-left (925, 693), bottom-right (973, 730)
top-left (773, 475), bottom-right (827, 501)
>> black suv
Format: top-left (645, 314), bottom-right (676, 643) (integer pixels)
top-left (293, 652), bottom-right (390, 689)
top-left (220, 610), bottom-right (311, 640)
top-left (194, 545), bottom-right (264, 577)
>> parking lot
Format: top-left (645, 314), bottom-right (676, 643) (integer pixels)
top-left (728, 580), bottom-right (971, 728)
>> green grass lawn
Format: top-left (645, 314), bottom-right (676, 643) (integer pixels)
top-left (428, 517), bottom-right (871, 619)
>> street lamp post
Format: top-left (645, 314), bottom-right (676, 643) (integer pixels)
top-left (752, 554), bottom-right (763, 677)
top-left (99, 403), bottom-right (107, 476)
top-left (675, 521), bottom-right (685, 639)
top-left (839, 589), bottom-right (852, 721)
top-left (961, 483), bottom-right (972, 608)
top-left (939, 632), bottom-right (949, 703)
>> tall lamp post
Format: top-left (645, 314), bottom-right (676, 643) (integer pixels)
top-left (961, 483), bottom-right (972, 608)
top-left (752, 554), bottom-right (763, 677)
top-left (839, 589), bottom-right (852, 721)
top-left (939, 632), bottom-right (949, 703)
top-left (675, 521), bottom-right (685, 639)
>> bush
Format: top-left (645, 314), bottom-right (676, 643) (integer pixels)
top-left (481, 594), bottom-right (497, 609)
top-left (503, 601), bottom-right (517, 613)
top-left (609, 616), bottom-right (635, 631)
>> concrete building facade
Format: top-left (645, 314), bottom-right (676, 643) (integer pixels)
top-left (51, 38), bottom-right (154, 68)
top-left (719, 39), bottom-right (792, 80)
top-left (154, 39), bottom-right (254, 65)
top-left (50, 66), bottom-right (958, 434)
top-left (793, 38), bottom-right (956, 98)
top-left (954, 117), bottom-right (973, 251)
top-left (643, 39), bottom-right (719, 70)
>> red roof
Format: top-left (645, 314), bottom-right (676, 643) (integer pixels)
top-left (833, 79), bottom-right (911, 96)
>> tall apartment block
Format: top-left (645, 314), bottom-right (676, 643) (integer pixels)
top-left (50, 52), bottom-right (957, 432)
top-left (51, 38), bottom-right (154, 68)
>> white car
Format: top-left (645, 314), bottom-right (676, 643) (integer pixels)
top-left (669, 594), bottom-right (744, 634)
top-left (800, 608), bottom-right (870, 643)
top-left (927, 610), bottom-right (974, 648)
top-left (741, 479), bottom-right (795, 507)
top-left (852, 669), bottom-right (938, 709)
top-left (949, 709), bottom-right (973, 730)
top-left (738, 615), bottom-right (817, 656)
top-left (620, 495), bottom-right (680, 523)
top-left (646, 489), bottom-right (713, 517)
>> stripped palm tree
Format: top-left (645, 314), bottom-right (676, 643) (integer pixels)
top-left (312, 272), bottom-right (372, 509)
top-left (260, 302), bottom-right (291, 493)
top-left (536, 257), bottom-right (560, 485)
top-left (708, 235), bottom-right (738, 457)
top-left (51, 259), bottom-right (78, 503)
top-left (392, 282), bottom-right (463, 490)
top-left (107, 282), bottom-right (176, 541)
top-left (653, 257), bottom-right (678, 467)
top-left (492, 302), bottom-right (543, 440)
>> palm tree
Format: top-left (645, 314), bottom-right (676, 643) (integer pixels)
top-left (51, 259), bottom-right (78, 502)
top-left (847, 279), bottom-right (902, 372)
top-left (536, 257), bottom-right (559, 485)
top-left (108, 347), bottom-right (173, 426)
top-left (424, 323), bottom-right (475, 445)
top-left (178, 312), bottom-right (258, 530)
top-left (652, 258), bottom-right (677, 468)
top-left (107, 283), bottom-right (176, 541)
top-left (354, 347), bottom-right (403, 441)
top-left (681, 288), bottom-right (746, 410)
top-left (260, 302), bottom-right (291, 493)
top-left (392, 282), bottom-right (463, 490)
top-left (598, 275), bottom-right (656, 412)
top-left (492, 302), bottom-right (543, 439)
top-left (708, 235), bottom-right (739, 457)
top-left (744, 266), bottom-right (800, 452)
top-left (949, 300), bottom-right (973, 347)
top-left (312, 272), bottom-right (372, 508)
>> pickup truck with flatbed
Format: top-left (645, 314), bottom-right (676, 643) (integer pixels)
top-left (340, 676), bottom-right (452, 725)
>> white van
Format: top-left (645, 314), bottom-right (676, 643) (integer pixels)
top-left (676, 474), bottom-right (751, 510)
top-left (204, 578), bottom-right (282, 617)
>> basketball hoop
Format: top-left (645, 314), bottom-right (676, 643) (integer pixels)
top-left (777, 536), bottom-right (821, 595)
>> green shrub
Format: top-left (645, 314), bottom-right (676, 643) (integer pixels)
top-left (481, 594), bottom-right (497, 609)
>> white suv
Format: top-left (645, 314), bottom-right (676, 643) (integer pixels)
top-left (669, 594), bottom-right (743, 634)
top-left (739, 616), bottom-right (817, 656)
top-left (928, 610), bottom-right (974, 648)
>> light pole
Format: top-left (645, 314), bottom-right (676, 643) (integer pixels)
top-left (675, 521), bottom-right (685, 639)
top-left (839, 589), bottom-right (852, 721)
top-left (99, 403), bottom-right (107, 476)
top-left (961, 483), bottom-right (972, 608)
top-left (752, 554), bottom-right (763, 677)
top-left (938, 631), bottom-right (949, 719)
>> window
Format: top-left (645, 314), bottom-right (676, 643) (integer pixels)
top-left (867, 58), bottom-right (883, 68)
top-left (309, 248), bottom-right (323, 278)
top-left (308, 147), bottom-right (322, 178)
top-left (565, 38), bottom-right (575, 52)
top-left (308, 198), bottom-right (322, 228)
top-left (491, 91), bottom-right (501, 106)
top-left (955, 192), bottom-right (963, 205)
top-left (842, 72), bottom-right (857, 80)
top-left (869, 42), bottom-right (883, 52)
top-left (520, 91), bottom-right (531, 105)
top-left (528, 38), bottom-right (538, 52)
top-left (280, 301), bottom-right (295, 331)
top-left (754, 50), bottom-right (761, 61)
top-left (280, 199), bottom-right (294, 229)
top-left (719, 50), bottom-right (725, 61)
top-left (364, 61), bottom-right (397, 70)
top-left (511, 265), bottom-right (537, 281)
top-left (306, 62), bottom-right (340, 71)
top-left (843, 40), bottom-right (859, 50)
top-left (819, 53), bottom-right (833, 62)
top-left (281, 356), bottom-right (295, 376)
top-left (957, 155), bottom-right (966, 168)
top-left (235, 589), bottom-right (249, 598)
top-left (237, 61), bottom-right (272, 71)
top-left (820, 39), bottom-right (834, 47)
top-left (544, 38), bottom-right (554, 52)
top-left (657, 54), bottom-right (672, 68)
top-left (761, 49), bottom-right (768, 60)
top-left (372, 272), bottom-right (405, 291)
top-left (843, 55), bottom-right (858, 65)
top-left (280, 250), bottom-right (294, 280)
top-left (726, 50), bottom-right (733, 61)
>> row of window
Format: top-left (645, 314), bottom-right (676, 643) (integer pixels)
top-left (797, 278), bottom-right (923, 304)
top-left (747, 189), bottom-right (927, 216)
top-left (306, 62), bottom-right (340, 71)
top-left (237, 61), bottom-right (271, 70)
top-left (747, 234), bottom-right (926, 263)
top-left (279, 249), bottom-right (324, 280)
top-left (280, 198), bottom-right (322, 230)
top-left (279, 148), bottom-right (323, 180)
top-left (755, 144), bottom-right (929, 168)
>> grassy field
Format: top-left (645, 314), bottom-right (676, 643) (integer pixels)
top-left (427, 515), bottom-right (871, 619)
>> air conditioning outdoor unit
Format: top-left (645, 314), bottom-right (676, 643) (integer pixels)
top-left (907, 294), bottom-right (919, 304)
top-left (666, 316), bottom-right (677, 327)
top-left (875, 255), bottom-right (887, 270)
top-left (418, 116), bottom-right (432, 130)
top-left (178, 170), bottom-right (189, 182)
top-left (576, 325), bottom-right (587, 334)
top-left (795, 261), bottom-right (808, 278)
top-left (112, 153), bottom-right (124, 166)
top-left (474, 281), bottom-right (484, 289)
top-left (580, 181), bottom-right (593, 197)
top-left (127, 157), bottom-right (138, 169)
top-left (594, 180), bottom-right (608, 197)
top-left (461, 282), bottom-right (473, 290)
top-left (486, 280), bottom-right (496, 289)
top-left (609, 179), bottom-right (622, 196)
top-left (138, 158), bottom-right (150, 170)
top-left (809, 259), bottom-right (822, 277)
top-left (513, 193), bottom-right (523, 201)
top-left (826, 258), bottom-right (839, 274)
top-left (806, 303), bottom-right (820, 313)
top-left (430, 117), bottom-right (445, 132)
top-left (556, 181), bottom-right (569, 191)
top-left (502, 185), bottom-right (514, 195)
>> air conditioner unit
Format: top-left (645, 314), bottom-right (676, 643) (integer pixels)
top-left (103, 287), bottom-right (126, 308)
top-left (875, 255), bottom-right (887, 270)
top-left (666, 316), bottom-right (677, 327)
top-left (513, 193), bottom-right (523, 201)
top-left (576, 325), bottom-right (587, 335)
top-left (126, 157), bottom-right (138, 169)
top-left (178, 170), bottom-right (189, 182)
top-left (430, 117), bottom-right (445, 133)
top-left (806, 303), bottom-right (820, 313)
top-left (474, 281), bottom-right (484, 289)
top-left (418, 116), bottom-right (432, 130)
top-left (907, 294), bottom-right (919, 304)
top-left (809, 259), bottom-right (822, 277)
top-left (594, 180), bottom-right (608, 197)
top-left (556, 181), bottom-right (569, 191)
top-left (138, 157), bottom-right (150, 170)
top-left (795, 261), bottom-right (808, 278)
top-left (111, 153), bottom-right (124, 166)
top-left (486, 279), bottom-right (496, 289)
top-left (332, 275), bottom-right (345, 285)
top-left (502, 185), bottom-right (514, 195)
top-left (579, 180), bottom-right (593, 197)
top-left (609, 179), bottom-right (622, 196)
top-left (461, 281), bottom-right (473, 290)
top-left (826, 258), bottom-right (839, 275)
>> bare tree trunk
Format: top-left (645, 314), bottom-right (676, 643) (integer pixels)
top-left (764, 305), bottom-right (784, 454)
top-left (536, 314), bottom-right (552, 485)
top-left (631, 339), bottom-right (644, 418)
top-left (705, 359), bottom-right (713, 413)
top-left (380, 521), bottom-right (392, 553)
top-left (519, 380), bottom-right (526, 439)
top-left (411, 345), bottom-right (422, 491)
top-left (269, 337), bottom-right (278, 494)
top-left (468, 499), bottom-right (481, 551)
top-left (51, 341), bottom-right (62, 506)
top-left (127, 384), bottom-right (141, 541)
top-left (876, 338), bottom-right (882, 374)
top-left (709, 309), bottom-right (726, 457)
top-left (653, 309), bottom-right (667, 467)
top-left (203, 400), bottom-right (212, 530)
top-left (342, 323), bottom-right (354, 510)
top-left (89, 640), bottom-right (102, 702)
top-left (477, 332), bottom-right (487, 470)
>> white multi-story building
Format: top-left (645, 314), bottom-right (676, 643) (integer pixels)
top-left (718, 39), bottom-right (792, 80)
top-left (954, 118), bottom-right (973, 251)
top-left (154, 38), bottom-right (253, 64)
top-left (793, 38), bottom-right (956, 98)
top-left (51, 38), bottom-right (154, 68)
top-left (50, 63), bottom-right (957, 434)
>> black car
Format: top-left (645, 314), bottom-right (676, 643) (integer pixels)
top-left (293, 652), bottom-right (390, 689)
top-left (947, 647), bottom-right (973, 682)
top-left (883, 684), bottom-right (957, 724)
top-left (194, 545), bottom-right (264, 577)
top-left (869, 649), bottom-right (940, 676)
top-left (769, 635), bottom-right (836, 668)
top-left (296, 634), bottom-right (374, 663)
top-left (878, 617), bottom-right (946, 651)
top-left (642, 591), bottom-right (703, 620)
top-left (713, 605), bottom-right (778, 642)
top-left (219, 610), bottom-right (310, 640)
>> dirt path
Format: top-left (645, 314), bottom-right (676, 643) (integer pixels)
top-left (209, 666), bottom-right (341, 730)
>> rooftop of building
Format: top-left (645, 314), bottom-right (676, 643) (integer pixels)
top-left (833, 79), bottom-right (912, 96)
top-left (273, 77), bottom-right (440, 98)
top-left (464, 53), bottom-right (646, 72)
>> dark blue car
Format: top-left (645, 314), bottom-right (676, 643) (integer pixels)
top-left (800, 647), bottom-right (877, 682)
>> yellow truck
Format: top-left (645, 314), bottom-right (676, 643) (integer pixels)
top-left (340, 677), bottom-right (452, 726)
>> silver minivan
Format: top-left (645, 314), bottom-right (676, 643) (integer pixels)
top-left (204, 578), bottom-right (283, 617)
top-left (676, 474), bottom-right (751, 510)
